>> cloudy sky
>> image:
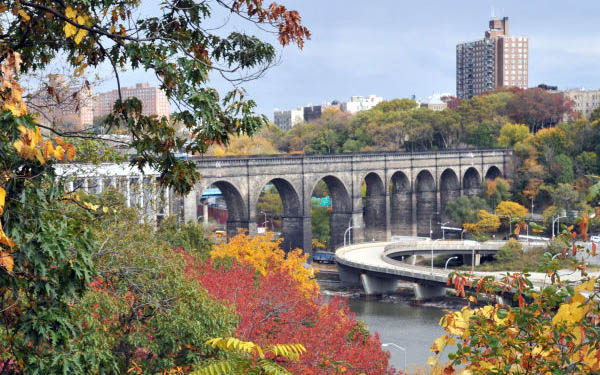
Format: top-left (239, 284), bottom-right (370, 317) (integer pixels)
top-left (98, 0), bottom-right (600, 119)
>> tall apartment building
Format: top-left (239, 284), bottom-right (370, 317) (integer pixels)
top-left (94, 83), bottom-right (170, 118)
top-left (561, 89), bottom-right (600, 118)
top-left (457, 17), bottom-right (528, 99)
top-left (273, 107), bottom-right (304, 130)
top-left (29, 74), bottom-right (94, 132)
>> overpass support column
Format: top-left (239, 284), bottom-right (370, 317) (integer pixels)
top-left (183, 190), bottom-right (197, 223)
top-left (360, 274), bottom-right (399, 295)
top-left (462, 254), bottom-right (481, 266)
top-left (414, 284), bottom-right (446, 300)
top-left (337, 263), bottom-right (362, 286)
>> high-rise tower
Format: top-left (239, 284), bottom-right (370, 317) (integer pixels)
top-left (456, 17), bottom-right (528, 99)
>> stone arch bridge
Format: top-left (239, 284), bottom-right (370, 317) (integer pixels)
top-left (184, 149), bottom-right (512, 253)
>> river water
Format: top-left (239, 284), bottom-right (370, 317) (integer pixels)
top-left (346, 297), bottom-right (447, 372)
top-left (321, 282), bottom-right (461, 372)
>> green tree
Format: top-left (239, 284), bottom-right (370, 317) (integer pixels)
top-left (551, 154), bottom-right (575, 184)
top-left (310, 204), bottom-right (331, 249)
top-left (465, 120), bottom-right (498, 148)
top-left (72, 200), bottom-right (237, 374)
top-left (444, 196), bottom-right (489, 226)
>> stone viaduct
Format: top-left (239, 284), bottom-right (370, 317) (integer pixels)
top-left (183, 149), bottom-right (513, 253)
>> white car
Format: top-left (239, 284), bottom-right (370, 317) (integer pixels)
top-left (591, 236), bottom-right (600, 243)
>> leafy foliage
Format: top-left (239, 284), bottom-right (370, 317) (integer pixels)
top-left (429, 197), bottom-right (600, 375)
top-left (188, 235), bottom-right (395, 375)
top-left (194, 338), bottom-right (306, 375)
top-left (4, 0), bottom-right (310, 194)
top-left (0, 53), bottom-right (102, 374)
top-left (210, 231), bottom-right (318, 295)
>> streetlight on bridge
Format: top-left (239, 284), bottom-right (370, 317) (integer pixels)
top-left (429, 211), bottom-right (439, 239)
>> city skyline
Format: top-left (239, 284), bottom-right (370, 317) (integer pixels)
top-left (93, 0), bottom-right (600, 119)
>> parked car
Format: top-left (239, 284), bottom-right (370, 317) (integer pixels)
top-left (312, 251), bottom-right (336, 264)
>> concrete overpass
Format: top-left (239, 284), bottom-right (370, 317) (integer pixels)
top-left (335, 240), bottom-right (552, 300)
top-left (185, 149), bottom-right (512, 252)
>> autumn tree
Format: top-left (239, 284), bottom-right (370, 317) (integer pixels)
top-left (495, 201), bottom-right (528, 232)
top-left (187, 235), bottom-right (395, 375)
top-left (4, 0), bottom-right (309, 194)
top-left (463, 210), bottom-right (500, 239)
top-left (428, 208), bottom-right (600, 375)
top-left (505, 87), bottom-right (574, 132)
top-left (0, 1), bottom-right (309, 373)
top-left (210, 231), bottom-right (318, 295)
top-left (497, 122), bottom-right (529, 147)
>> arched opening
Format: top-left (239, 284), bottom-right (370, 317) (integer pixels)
top-left (440, 169), bottom-right (460, 223)
top-left (198, 181), bottom-right (248, 239)
top-left (310, 176), bottom-right (352, 250)
top-left (362, 173), bottom-right (386, 241)
top-left (416, 170), bottom-right (437, 238)
top-left (390, 171), bottom-right (412, 236)
top-left (463, 167), bottom-right (482, 197)
top-left (255, 178), bottom-right (302, 252)
top-left (485, 166), bottom-right (502, 180)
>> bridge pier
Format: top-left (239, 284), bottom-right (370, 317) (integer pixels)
top-left (183, 190), bottom-right (197, 223)
top-left (360, 274), bottom-right (399, 295)
top-left (414, 284), bottom-right (447, 300)
top-left (462, 254), bottom-right (481, 266)
top-left (364, 194), bottom-right (387, 241)
top-left (337, 263), bottom-right (362, 286)
top-left (281, 216), bottom-right (309, 252)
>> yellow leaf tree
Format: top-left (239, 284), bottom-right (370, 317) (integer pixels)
top-left (210, 231), bottom-right (318, 295)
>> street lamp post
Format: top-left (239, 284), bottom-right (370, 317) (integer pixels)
top-left (552, 215), bottom-right (567, 238)
top-left (344, 226), bottom-right (360, 247)
top-left (381, 343), bottom-right (407, 374)
top-left (445, 256), bottom-right (459, 270)
top-left (439, 221), bottom-right (449, 240)
top-left (429, 211), bottom-right (439, 239)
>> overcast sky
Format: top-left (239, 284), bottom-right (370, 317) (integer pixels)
top-left (97, 0), bottom-right (600, 119)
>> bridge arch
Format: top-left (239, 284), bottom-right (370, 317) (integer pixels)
top-left (415, 170), bottom-right (437, 237)
top-left (485, 165), bottom-right (502, 180)
top-left (309, 175), bottom-right (352, 250)
top-left (440, 169), bottom-right (460, 222)
top-left (208, 180), bottom-right (248, 238)
top-left (254, 178), bottom-right (302, 252)
top-left (463, 167), bottom-right (482, 197)
top-left (362, 172), bottom-right (386, 241)
top-left (390, 171), bottom-right (412, 236)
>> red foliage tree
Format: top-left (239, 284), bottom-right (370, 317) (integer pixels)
top-left (185, 257), bottom-right (396, 375)
top-left (505, 88), bottom-right (575, 132)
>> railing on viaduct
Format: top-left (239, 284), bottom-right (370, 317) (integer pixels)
top-left (184, 148), bottom-right (513, 253)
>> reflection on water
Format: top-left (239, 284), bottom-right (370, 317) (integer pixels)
top-left (346, 298), bottom-right (447, 372)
